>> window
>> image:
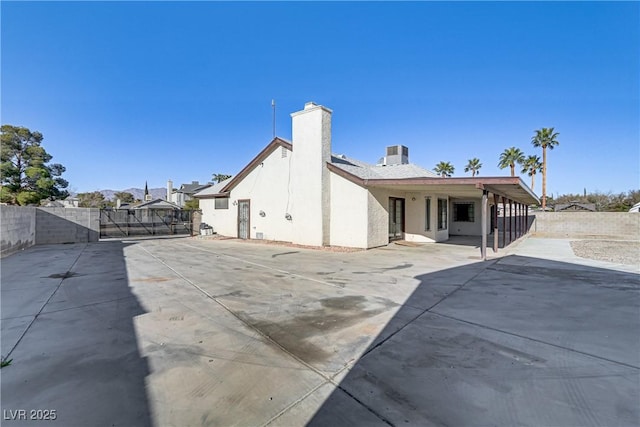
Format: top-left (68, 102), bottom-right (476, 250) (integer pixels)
top-left (453, 202), bottom-right (475, 222)
top-left (215, 198), bottom-right (229, 209)
top-left (387, 146), bottom-right (398, 156)
top-left (438, 198), bottom-right (447, 230)
top-left (425, 198), bottom-right (431, 231)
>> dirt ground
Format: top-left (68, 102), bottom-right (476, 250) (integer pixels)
top-left (570, 239), bottom-right (640, 266)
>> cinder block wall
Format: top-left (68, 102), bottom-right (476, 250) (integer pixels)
top-left (35, 208), bottom-right (100, 245)
top-left (532, 212), bottom-right (640, 240)
top-left (1, 206), bottom-right (37, 256)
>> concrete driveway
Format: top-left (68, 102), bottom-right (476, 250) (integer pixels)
top-left (1, 236), bottom-right (638, 426)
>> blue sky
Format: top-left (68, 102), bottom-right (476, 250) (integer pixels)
top-left (2, 1), bottom-right (638, 197)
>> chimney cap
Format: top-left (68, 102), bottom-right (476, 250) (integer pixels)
top-left (304, 102), bottom-right (318, 110)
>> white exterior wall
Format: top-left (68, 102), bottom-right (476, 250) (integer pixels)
top-left (433, 195), bottom-right (450, 242)
top-left (449, 199), bottom-right (491, 236)
top-left (367, 189), bottom-right (451, 245)
top-left (202, 147), bottom-right (294, 240)
top-left (399, 192), bottom-right (450, 243)
top-left (199, 198), bottom-right (218, 230)
top-left (329, 172), bottom-right (369, 248)
top-left (367, 190), bottom-right (390, 248)
top-left (404, 192), bottom-right (432, 243)
top-left (289, 103), bottom-right (332, 246)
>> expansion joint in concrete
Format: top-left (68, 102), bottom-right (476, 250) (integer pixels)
top-left (139, 244), bottom-right (395, 427)
top-left (2, 243), bottom-right (88, 362)
top-left (431, 311), bottom-right (640, 371)
top-left (361, 260), bottom-right (498, 360)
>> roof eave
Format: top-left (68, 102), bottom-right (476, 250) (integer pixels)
top-left (220, 137), bottom-right (293, 193)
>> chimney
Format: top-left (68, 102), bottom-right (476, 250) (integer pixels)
top-left (116, 198), bottom-right (121, 209)
top-left (290, 102), bottom-right (332, 246)
top-left (167, 180), bottom-right (173, 201)
top-left (385, 145), bottom-right (409, 165)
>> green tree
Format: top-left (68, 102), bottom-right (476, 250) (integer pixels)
top-left (1, 125), bottom-right (69, 205)
top-left (464, 158), bottom-right (482, 177)
top-left (498, 147), bottom-right (525, 177)
top-left (184, 198), bottom-right (200, 210)
top-left (77, 191), bottom-right (107, 208)
top-left (531, 127), bottom-right (560, 210)
top-left (434, 161), bottom-right (455, 178)
top-left (114, 192), bottom-right (135, 203)
top-left (521, 155), bottom-right (542, 192)
top-left (212, 173), bottom-right (232, 183)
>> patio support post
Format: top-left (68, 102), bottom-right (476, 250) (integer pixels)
top-left (502, 196), bottom-right (507, 248)
top-left (502, 197), bottom-right (506, 248)
top-left (516, 203), bottom-right (520, 238)
top-left (481, 190), bottom-right (488, 260)
top-left (509, 199), bottom-right (513, 243)
top-left (516, 202), bottom-right (520, 238)
top-left (493, 193), bottom-right (499, 253)
top-left (518, 203), bottom-right (522, 238)
top-left (526, 205), bottom-right (529, 235)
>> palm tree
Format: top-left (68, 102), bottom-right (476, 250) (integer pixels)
top-left (212, 173), bottom-right (232, 183)
top-left (498, 147), bottom-right (525, 177)
top-left (531, 127), bottom-right (560, 210)
top-left (464, 158), bottom-right (482, 177)
top-left (521, 155), bottom-right (542, 191)
top-left (434, 161), bottom-right (455, 177)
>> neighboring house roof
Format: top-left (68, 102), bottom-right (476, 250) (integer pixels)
top-left (554, 202), bottom-right (596, 212)
top-left (42, 200), bottom-right (65, 207)
top-left (193, 177), bottom-right (235, 198)
top-left (134, 199), bottom-right (182, 210)
top-left (330, 154), bottom-right (438, 180)
top-left (178, 182), bottom-right (212, 195)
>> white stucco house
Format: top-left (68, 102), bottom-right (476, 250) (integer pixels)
top-left (195, 102), bottom-right (538, 255)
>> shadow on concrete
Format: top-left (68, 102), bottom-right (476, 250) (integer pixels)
top-left (307, 255), bottom-right (640, 426)
top-left (35, 208), bottom-right (100, 245)
top-left (0, 240), bottom-right (152, 427)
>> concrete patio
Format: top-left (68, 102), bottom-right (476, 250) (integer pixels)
top-left (1, 236), bottom-right (638, 426)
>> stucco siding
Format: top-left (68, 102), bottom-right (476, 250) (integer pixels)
top-left (329, 172), bottom-right (368, 248)
top-left (199, 199), bottom-right (217, 231)
top-left (450, 199), bottom-right (481, 236)
top-left (368, 189), bottom-right (452, 245)
top-left (203, 147), bottom-right (294, 241)
top-left (290, 105), bottom-right (331, 246)
top-left (367, 188), bottom-right (398, 248)
top-left (434, 196), bottom-right (450, 242)
top-left (403, 193), bottom-right (434, 243)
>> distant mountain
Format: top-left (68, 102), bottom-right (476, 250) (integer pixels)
top-left (99, 188), bottom-right (166, 201)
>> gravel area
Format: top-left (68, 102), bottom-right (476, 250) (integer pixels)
top-left (570, 240), bottom-right (640, 266)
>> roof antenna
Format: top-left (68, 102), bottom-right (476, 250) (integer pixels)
top-left (271, 99), bottom-right (276, 138)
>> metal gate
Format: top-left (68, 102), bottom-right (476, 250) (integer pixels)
top-left (237, 200), bottom-right (250, 239)
top-left (100, 208), bottom-right (195, 238)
